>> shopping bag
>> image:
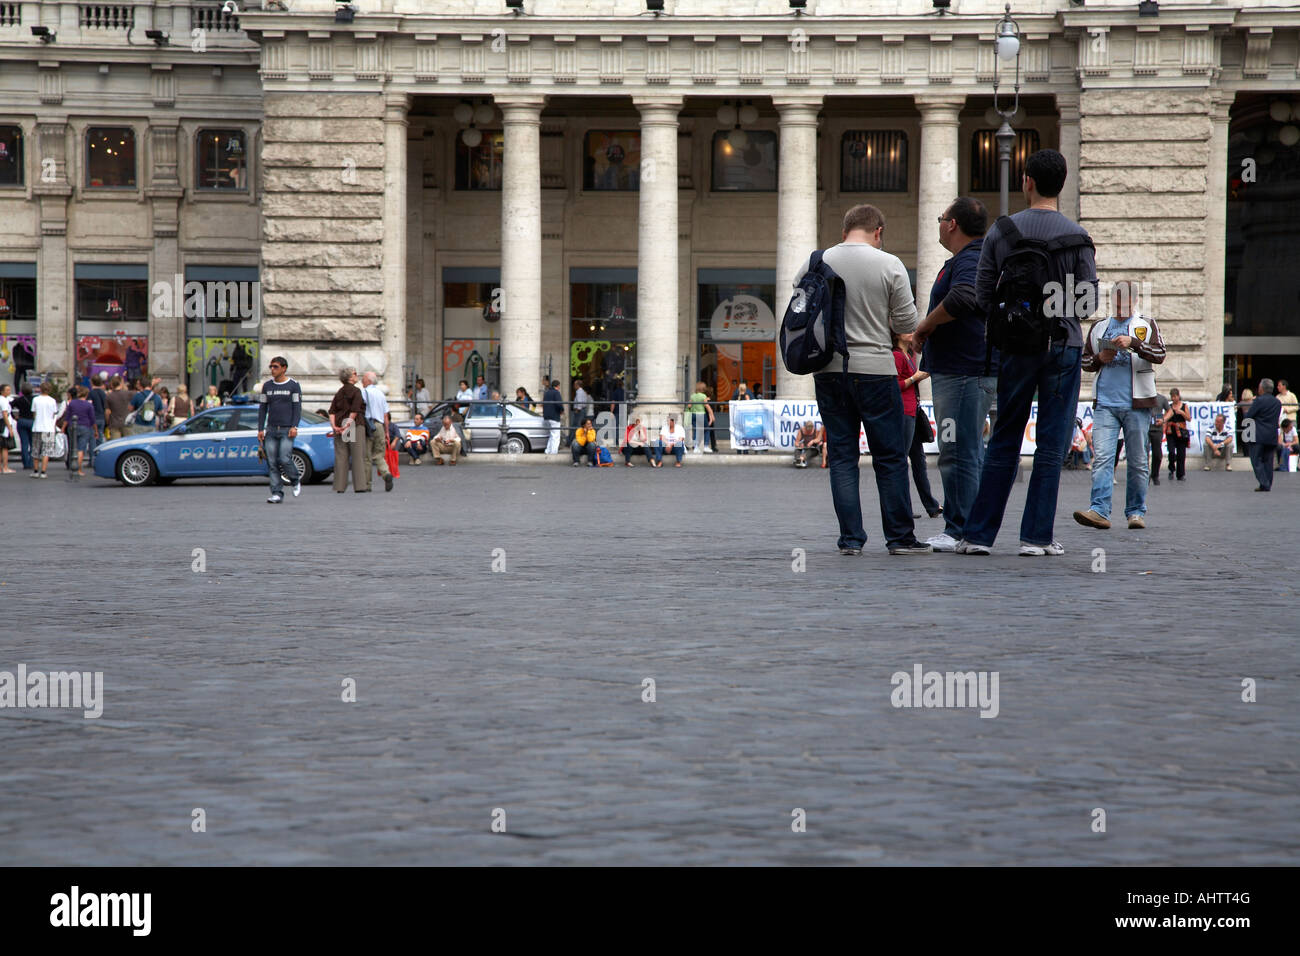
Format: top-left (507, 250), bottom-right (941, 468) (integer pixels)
top-left (385, 438), bottom-right (400, 478)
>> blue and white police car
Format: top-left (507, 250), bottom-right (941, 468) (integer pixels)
top-left (92, 399), bottom-right (336, 487)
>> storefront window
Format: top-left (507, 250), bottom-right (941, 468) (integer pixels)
top-left (443, 270), bottom-right (500, 396)
top-left (698, 271), bottom-right (777, 401)
top-left (583, 131), bottom-right (641, 191)
top-left (570, 269), bottom-right (637, 403)
top-left (712, 129), bottom-right (778, 192)
top-left (0, 126), bottom-right (23, 186)
top-left (196, 129), bottom-right (247, 190)
top-left (841, 130), bottom-right (908, 192)
top-left (455, 132), bottom-right (504, 191)
top-left (184, 266), bottom-right (260, 399)
top-left (0, 264), bottom-right (37, 390)
top-left (86, 127), bottom-right (137, 189)
top-left (74, 266), bottom-right (149, 386)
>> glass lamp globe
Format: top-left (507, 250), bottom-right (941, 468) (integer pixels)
top-left (461, 127), bottom-right (482, 148)
top-left (728, 127), bottom-right (749, 150)
top-left (716, 104), bottom-right (737, 127)
top-left (738, 105), bottom-right (759, 126)
top-left (453, 103), bottom-right (473, 125)
top-left (1280, 125), bottom-right (1300, 147)
top-left (996, 34), bottom-right (1020, 62)
top-left (473, 104), bottom-right (495, 126)
top-left (1268, 101), bottom-right (1291, 123)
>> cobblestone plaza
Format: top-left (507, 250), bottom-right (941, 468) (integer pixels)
top-left (3, 464), bottom-right (1296, 865)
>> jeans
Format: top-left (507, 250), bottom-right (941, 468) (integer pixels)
top-left (17, 418), bottom-right (33, 469)
top-left (929, 372), bottom-right (997, 540)
top-left (264, 425), bottom-right (299, 496)
top-left (905, 414), bottom-right (941, 515)
top-left (572, 440), bottom-right (596, 465)
top-left (1249, 442), bottom-right (1276, 490)
top-left (653, 441), bottom-right (684, 464)
top-left (964, 342), bottom-right (1082, 548)
top-left (813, 371), bottom-right (916, 551)
top-left (621, 445), bottom-right (652, 464)
top-left (690, 413), bottom-right (714, 451)
top-left (1088, 406), bottom-right (1149, 519)
top-left (1281, 444), bottom-right (1295, 473)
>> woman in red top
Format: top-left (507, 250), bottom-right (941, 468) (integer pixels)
top-left (893, 332), bottom-right (942, 520)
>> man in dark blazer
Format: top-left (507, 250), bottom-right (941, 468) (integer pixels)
top-left (1243, 378), bottom-right (1282, 492)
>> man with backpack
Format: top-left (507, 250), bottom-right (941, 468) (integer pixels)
top-left (787, 204), bottom-right (931, 555)
top-left (956, 148), bottom-right (1098, 556)
top-left (128, 380), bottom-right (162, 431)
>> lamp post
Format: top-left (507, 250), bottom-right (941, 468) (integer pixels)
top-left (992, 4), bottom-right (1022, 218)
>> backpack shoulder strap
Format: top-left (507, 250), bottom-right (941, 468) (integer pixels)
top-left (1044, 232), bottom-right (1095, 254)
top-left (995, 215), bottom-right (1023, 247)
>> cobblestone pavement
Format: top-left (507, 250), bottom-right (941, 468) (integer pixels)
top-left (2, 458), bottom-right (1297, 866)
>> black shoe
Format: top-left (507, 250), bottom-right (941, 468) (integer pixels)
top-left (839, 546), bottom-right (863, 556)
top-left (384, 474), bottom-right (393, 492)
top-left (1176, 476), bottom-right (1185, 481)
top-left (927, 507), bottom-right (943, 518)
top-left (889, 542), bottom-right (934, 555)
top-left (1255, 486), bottom-right (1268, 492)
top-left (1151, 476), bottom-right (1160, 485)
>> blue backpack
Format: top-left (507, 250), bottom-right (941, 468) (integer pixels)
top-left (779, 249), bottom-right (848, 377)
top-left (594, 445), bottom-right (614, 467)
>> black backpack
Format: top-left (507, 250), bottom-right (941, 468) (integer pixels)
top-left (987, 216), bottom-right (1094, 364)
top-left (779, 250), bottom-right (848, 377)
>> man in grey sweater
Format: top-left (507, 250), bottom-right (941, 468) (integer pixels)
top-left (793, 203), bottom-right (930, 555)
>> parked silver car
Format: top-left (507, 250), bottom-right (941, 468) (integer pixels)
top-left (393, 401), bottom-right (549, 455)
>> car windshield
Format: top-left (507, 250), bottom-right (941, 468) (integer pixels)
top-left (300, 411), bottom-right (326, 424)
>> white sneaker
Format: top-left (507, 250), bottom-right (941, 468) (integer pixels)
top-left (267, 493), bottom-right (283, 503)
top-left (292, 480), bottom-right (301, 497)
top-left (1019, 541), bottom-right (1065, 556)
top-left (955, 540), bottom-right (991, 555)
top-left (926, 533), bottom-right (958, 552)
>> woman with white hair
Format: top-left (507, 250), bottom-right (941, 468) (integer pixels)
top-left (328, 366), bottom-right (367, 492)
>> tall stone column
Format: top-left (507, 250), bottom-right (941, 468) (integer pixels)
top-left (774, 97), bottom-right (821, 403)
top-left (1057, 93), bottom-right (1082, 222)
top-left (34, 121), bottom-right (72, 375)
top-left (633, 95), bottom-right (681, 411)
top-left (1203, 91), bottom-right (1232, 400)
top-left (496, 94), bottom-right (546, 397)
top-left (147, 122), bottom-right (184, 378)
top-left (915, 96), bottom-right (965, 318)
top-left (381, 93), bottom-right (411, 396)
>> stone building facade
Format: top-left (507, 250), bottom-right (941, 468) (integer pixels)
top-left (2, 1), bottom-right (1298, 407)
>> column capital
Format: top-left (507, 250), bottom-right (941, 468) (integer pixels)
top-left (633, 95), bottom-right (683, 122)
top-left (384, 92), bottom-right (412, 123)
top-left (913, 93), bottom-right (966, 120)
top-left (771, 94), bottom-right (823, 115)
top-left (493, 92), bottom-right (548, 114)
top-left (1055, 91), bottom-right (1081, 123)
top-left (1209, 89), bottom-right (1234, 121)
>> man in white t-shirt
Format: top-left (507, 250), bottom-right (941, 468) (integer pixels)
top-left (654, 416), bottom-right (688, 468)
top-left (30, 381), bottom-right (59, 478)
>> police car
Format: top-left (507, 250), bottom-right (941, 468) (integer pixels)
top-left (92, 398), bottom-right (335, 487)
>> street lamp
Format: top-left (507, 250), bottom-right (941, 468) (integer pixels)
top-left (992, 4), bottom-right (1022, 218)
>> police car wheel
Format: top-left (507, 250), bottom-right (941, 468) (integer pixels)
top-left (117, 451), bottom-right (157, 487)
top-left (291, 450), bottom-right (313, 484)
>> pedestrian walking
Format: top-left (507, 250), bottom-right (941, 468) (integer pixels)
top-left (1147, 389), bottom-right (1170, 484)
top-left (0, 383), bottom-right (16, 474)
top-left (328, 366), bottom-right (368, 493)
top-left (89, 374), bottom-right (107, 455)
top-left (256, 355), bottom-right (302, 503)
top-left (542, 378), bottom-right (563, 454)
top-left (1073, 280), bottom-right (1167, 531)
top-left (30, 381), bottom-right (58, 479)
top-left (361, 370), bottom-right (394, 492)
top-left (13, 382), bottom-right (34, 469)
top-left (59, 385), bottom-right (97, 478)
top-left (104, 376), bottom-right (132, 441)
top-left (688, 381), bottom-right (716, 453)
top-left (1161, 388), bottom-right (1191, 481)
top-left (794, 203), bottom-right (930, 555)
top-left (892, 333), bottom-right (941, 518)
top-left (957, 149), bottom-right (1097, 557)
top-left (1243, 378), bottom-right (1282, 492)
top-left (910, 196), bottom-right (994, 550)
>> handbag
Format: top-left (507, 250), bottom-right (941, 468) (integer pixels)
top-left (384, 435), bottom-right (400, 478)
top-left (915, 409), bottom-right (934, 443)
top-left (47, 430), bottom-right (68, 460)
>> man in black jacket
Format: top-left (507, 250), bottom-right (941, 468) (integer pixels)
top-left (1243, 378), bottom-right (1282, 492)
top-left (542, 378), bottom-right (563, 454)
